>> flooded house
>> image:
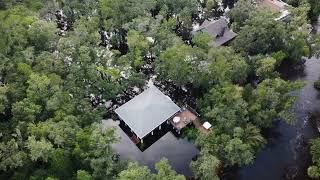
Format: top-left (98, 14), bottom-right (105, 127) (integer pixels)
top-left (192, 17), bottom-right (237, 47)
top-left (114, 85), bottom-right (211, 144)
top-left (114, 85), bottom-right (180, 143)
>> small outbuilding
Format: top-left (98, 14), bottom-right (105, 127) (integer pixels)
top-left (114, 85), bottom-right (180, 143)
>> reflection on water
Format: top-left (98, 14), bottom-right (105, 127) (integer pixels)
top-left (102, 119), bottom-right (199, 177)
top-left (225, 58), bottom-right (320, 180)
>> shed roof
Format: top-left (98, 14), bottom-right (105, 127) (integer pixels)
top-left (114, 85), bottom-right (180, 139)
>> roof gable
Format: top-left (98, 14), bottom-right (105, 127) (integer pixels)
top-left (198, 18), bottom-right (229, 37)
top-left (193, 18), bottom-right (237, 46)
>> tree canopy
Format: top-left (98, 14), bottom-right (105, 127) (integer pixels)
top-left (0, 0), bottom-right (315, 179)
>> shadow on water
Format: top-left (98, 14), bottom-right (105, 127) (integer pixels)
top-left (118, 120), bottom-right (187, 151)
top-left (103, 119), bottom-right (199, 178)
top-left (224, 58), bottom-right (320, 180)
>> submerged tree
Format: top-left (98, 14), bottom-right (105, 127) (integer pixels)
top-left (119, 158), bottom-right (186, 180)
top-left (308, 138), bottom-right (320, 179)
top-left (190, 151), bottom-right (220, 180)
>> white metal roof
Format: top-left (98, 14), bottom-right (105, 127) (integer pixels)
top-left (115, 85), bottom-right (180, 139)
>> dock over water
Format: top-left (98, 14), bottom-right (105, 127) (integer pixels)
top-left (170, 106), bottom-right (209, 135)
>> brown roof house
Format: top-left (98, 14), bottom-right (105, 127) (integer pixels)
top-left (260, 0), bottom-right (291, 20)
top-left (192, 17), bottom-right (237, 47)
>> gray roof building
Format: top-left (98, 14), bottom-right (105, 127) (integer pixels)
top-left (193, 18), bottom-right (237, 47)
top-left (114, 85), bottom-right (180, 140)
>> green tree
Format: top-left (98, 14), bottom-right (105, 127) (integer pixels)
top-left (33, 52), bottom-right (65, 76)
top-left (192, 31), bottom-right (212, 50)
top-left (27, 118), bottom-right (79, 148)
top-left (0, 135), bottom-right (27, 171)
top-left (26, 73), bottom-right (57, 105)
top-left (204, 47), bottom-right (248, 85)
top-left (74, 123), bottom-right (123, 179)
top-left (76, 170), bottom-right (93, 180)
top-left (26, 136), bottom-right (53, 162)
top-left (12, 98), bottom-right (41, 122)
top-left (156, 44), bottom-right (205, 86)
top-left (72, 16), bottom-right (100, 46)
top-left (118, 162), bottom-right (153, 180)
top-left (119, 158), bottom-right (185, 180)
top-left (0, 6), bottom-right (36, 55)
top-left (152, 18), bottom-right (183, 56)
top-left (154, 158), bottom-right (185, 180)
top-left (195, 129), bottom-right (257, 166)
top-left (224, 138), bottom-right (254, 166)
top-left (127, 30), bottom-right (151, 68)
top-left (227, 0), bottom-right (256, 32)
top-left (56, 0), bottom-right (99, 23)
top-left (198, 83), bottom-right (248, 133)
top-left (285, 2), bottom-right (311, 63)
top-left (232, 9), bottom-right (286, 55)
top-left (255, 57), bottom-right (280, 81)
top-left (155, 0), bottom-right (198, 37)
top-left (308, 138), bottom-right (320, 179)
top-left (0, 85), bottom-right (8, 114)
top-left (246, 78), bottom-right (303, 128)
top-left (99, 0), bottom-right (156, 30)
top-left (308, 0), bottom-right (320, 21)
top-left (27, 20), bottom-right (57, 52)
top-left (190, 151), bottom-right (220, 180)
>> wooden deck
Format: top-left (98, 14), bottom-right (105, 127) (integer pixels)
top-left (171, 110), bottom-right (196, 130)
top-left (170, 108), bottom-right (209, 134)
top-left (192, 117), bottom-right (209, 135)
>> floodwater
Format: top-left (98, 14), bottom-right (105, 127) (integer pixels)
top-left (225, 58), bottom-right (320, 180)
top-left (104, 45), bottom-right (320, 180)
top-left (224, 17), bottom-right (320, 180)
top-left (102, 119), bottom-right (199, 177)
top-left (102, 10), bottom-right (320, 180)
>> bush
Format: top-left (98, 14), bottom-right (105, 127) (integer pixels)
top-left (182, 127), bottom-right (199, 141)
top-left (314, 80), bottom-right (320, 90)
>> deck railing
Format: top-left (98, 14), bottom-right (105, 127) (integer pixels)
top-left (184, 104), bottom-right (200, 117)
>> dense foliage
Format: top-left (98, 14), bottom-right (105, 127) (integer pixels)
top-left (308, 138), bottom-right (320, 178)
top-left (0, 0), bottom-right (318, 179)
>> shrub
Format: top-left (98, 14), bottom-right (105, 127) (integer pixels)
top-left (314, 80), bottom-right (320, 90)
